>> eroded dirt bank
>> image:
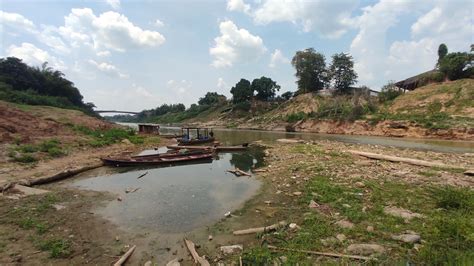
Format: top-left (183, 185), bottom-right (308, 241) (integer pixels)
top-left (2, 138), bottom-right (472, 265)
top-left (194, 119), bottom-right (474, 140)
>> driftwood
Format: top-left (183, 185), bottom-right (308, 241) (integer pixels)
top-left (113, 245), bottom-right (136, 266)
top-left (252, 169), bottom-right (268, 173)
top-left (125, 188), bottom-right (140, 193)
top-left (137, 171), bottom-right (149, 179)
top-left (227, 168), bottom-right (251, 177)
top-left (17, 162), bottom-right (103, 187)
top-left (267, 245), bottom-right (372, 261)
top-left (233, 221), bottom-right (287, 235)
top-left (347, 150), bottom-right (464, 169)
top-left (465, 169), bottom-right (474, 176)
top-left (184, 238), bottom-right (210, 266)
top-left (165, 258), bottom-right (180, 266)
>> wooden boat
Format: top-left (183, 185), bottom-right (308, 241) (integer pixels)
top-left (102, 152), bottom-right (214, 167)
top-left (177, 127), bottom-right (215, 145)
top-left (159, 134), bottom-right (185, 139)
top-left (166, 143), bottom-right (248, 152)
top-left (131, 149), bottom-right (207, 159)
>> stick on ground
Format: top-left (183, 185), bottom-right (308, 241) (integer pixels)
top-left (267, 245), bottom-right (373, 261)
top-left (184, 238), bottom-right (210, 266)
top-left (137, 171), bottom-right (148, 179)
top-left (346, 150), bottom-right (465, 169)
top-left (233, 221), bottom-right (287, 235)
top-left (113, 245), bottom-right (136, 266)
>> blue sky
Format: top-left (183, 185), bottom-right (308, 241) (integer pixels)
top-left (1, 0), bottom-right (472, 111)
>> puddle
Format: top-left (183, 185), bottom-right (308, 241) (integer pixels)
top-left (68, 148), bottom-right (264, 233)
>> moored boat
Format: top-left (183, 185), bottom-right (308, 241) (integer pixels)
top-left (102, 151), bottom-right (214, 167)
top-left (166, 143), bottom-right (249, 152)
top-left (131, 149), bottom-right (208, 159)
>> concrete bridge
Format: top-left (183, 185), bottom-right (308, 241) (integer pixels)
top-left (95, 110), bottom-right (140, 115)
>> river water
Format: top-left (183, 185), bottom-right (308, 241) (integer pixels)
top-left (68, 124), bottom-right (472, 234)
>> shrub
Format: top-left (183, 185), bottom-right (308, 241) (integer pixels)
top-left (286, 112), bottom-right (307, 123)
top-left (234, 101), bottom-right (251, 111)
top-left (378, 81), bottom-right (403, 103)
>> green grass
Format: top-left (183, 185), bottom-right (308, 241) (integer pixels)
top-left (36, 238), bottom-right (71, 258)
top-left (72, 125), bottom-right (144, 147)
top-left (242, 160), bottom-right (474, 264)
top-left (8, 138), bottom-right (66, 163)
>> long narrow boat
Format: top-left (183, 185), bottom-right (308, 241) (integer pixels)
top-left (131, 149), bottom-right (207, 159)
top-left (178, 137), bottom-right (215, 145)
top-left (102, 152), bottom-right (214, 167)
top-left (166, 144), bottom-right (248, 152)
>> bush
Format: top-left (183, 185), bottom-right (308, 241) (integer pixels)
top-left (286, 112), bottom-right (307, 123)
top-left (234, 101), bottom-right (251, 111)
top-left (378, 81), bottom-right (403, 103)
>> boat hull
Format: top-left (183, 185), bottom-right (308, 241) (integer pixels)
top-left (102, 152), bottom-right (214, 167)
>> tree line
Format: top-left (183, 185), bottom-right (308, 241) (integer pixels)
top-left (0, 57), bottom-right (95, 114)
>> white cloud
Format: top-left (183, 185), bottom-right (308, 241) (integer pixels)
top-left (249, 0), bottom-right (358, 38)
top-left (210, 20), bottom-right (266, 68)
top-left (269, 49), bottom-right (289, 68)
top-left (0, 10), bottom-right (36, 33)
top-left (349, 0), bottom-right (472, 88)
top-left (97, 50), bottom-right (111, 57)
top-left (227, 0), bottom-right (251, 14)
top-left (6, 42), bottom-right (66, 70)
top-left (105, 0), bottom-right (121, 10)
top-left (217, 77), bottom-right (227, 89)
top-left (88, 59), bottom-right (128, 78)
top-left (57, 8), bottom-right (165, 53)
top-left (153, 19), bottom-right (165, 27)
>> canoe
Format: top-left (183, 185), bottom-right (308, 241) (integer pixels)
top-left (131, 149), bottom-right (208, 159)
top-left (177, 137), bottom-right (215, 145)
top-left (159, 134), bottom-right (185, 139)
top-left (102, 152), bottom-right (214, 167)
top-left (166, 144), bottom-right (248, 152)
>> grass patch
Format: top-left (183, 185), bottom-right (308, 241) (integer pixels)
top-left (72, 125), bottom-right (144, 147)
top-left (9, 138), bottom-right (66, 163)
top-left (36, 238), bottom-right (71, 258)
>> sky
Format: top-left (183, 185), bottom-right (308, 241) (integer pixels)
top-left (0, 0), bottom-right (472, 112)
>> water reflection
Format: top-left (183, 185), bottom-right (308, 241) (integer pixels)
top-left (68, 151), bottom-right (263, 233)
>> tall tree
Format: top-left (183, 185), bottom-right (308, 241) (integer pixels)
top-left (437, 43), bottom-right (448, 67)
top-left (230, 79), bottom-right (253, 103)
top-left (251, 76), bottom-right (280, 101)
top-left (198, 92), bottom-right (226, 106)
top-left (291, 48), bottom-right (328, 93)
top-left (329, 53), bottom-right (358, 94)
top-left (439, 52), bottom-right (472, 80)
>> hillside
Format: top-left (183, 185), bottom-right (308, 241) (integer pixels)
top-left (186, 79), bottom-right (474, 140)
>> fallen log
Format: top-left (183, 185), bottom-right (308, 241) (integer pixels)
top-left (184, 238), bottom-right (210, 266)
top-left (18, 162), bottom-right (103, 187)
top-left (464, 169), bottom-right (474, 176)
top-left (227, 168), bottom-right (251, 177)
top-left (113, 245), bottom-right (136, 266)
top-left (233, 221), bottom-right (287, 235)
top-left (267, 245), bottom-right (372, 261)
top-left (346, 150), bottom-right (464, 169)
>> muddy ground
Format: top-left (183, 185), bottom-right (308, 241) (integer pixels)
top-left (0, 139), bottom-right (473, 265)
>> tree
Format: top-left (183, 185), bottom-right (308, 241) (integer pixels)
top-left (251, 76), bottom-right (280, 101)
top-left (291, 48), bottom-right (328, 93)
top-left (378, 80), bottom-right (402, 103)
top-left (437, 44), bottom-right (448, 67)
top-left (198, 92), bottom-right (226, 106)
top-left (439, 52), bottom-right (472, 80)
top-left (281, 91), bottom-right (294, 100)
top-left (329, 53), bottom-right (358, 94)
top-left (230, 79), bottom-right (253, 104)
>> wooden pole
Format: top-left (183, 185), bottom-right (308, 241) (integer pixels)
top-left (233, 221), bottom-right (287, 235)
top-left (113, 245), bottom-right (136, 266)
top-left (184, 238), bottom-right (210, 266)
top-left (267, 245), bottom-right (373, 261)
top-left (346, 150), bottom-right (465, 169)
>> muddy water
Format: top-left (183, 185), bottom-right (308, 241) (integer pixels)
top-left (152, 125), bottom-right (474, 153)
top-left (68, 148), bottom-right (264, 233)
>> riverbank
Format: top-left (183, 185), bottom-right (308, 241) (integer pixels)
top-left (0, 138), bottom-right (472, 264)
top-left (198, 140), bottom-right (474, 264)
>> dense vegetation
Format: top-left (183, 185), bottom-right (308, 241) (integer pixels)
top-left (0, 57), bottom-right (96, 115)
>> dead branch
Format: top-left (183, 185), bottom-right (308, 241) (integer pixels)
top-left (184, 238), bottom-right (210, 266)
top-left (233, 221), bottom-right (287, 235)
top-left (267, 245), bottom-right (372, 261)
top-left (113, 245), bottom-right (136, 266)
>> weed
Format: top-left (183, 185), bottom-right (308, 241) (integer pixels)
top-left (286, 112), bottom-right (307, 123)
top-left (36, 239), bottom-right (71, 258)
top-left (434, 186), bottom-right (474, 211)
top-left (12, 154), bottom-right (37, 163)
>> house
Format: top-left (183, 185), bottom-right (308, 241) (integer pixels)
top-left (137, 123), bottom-right (160, 134)
top-left (395, 69), bottom-right (442, 91)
